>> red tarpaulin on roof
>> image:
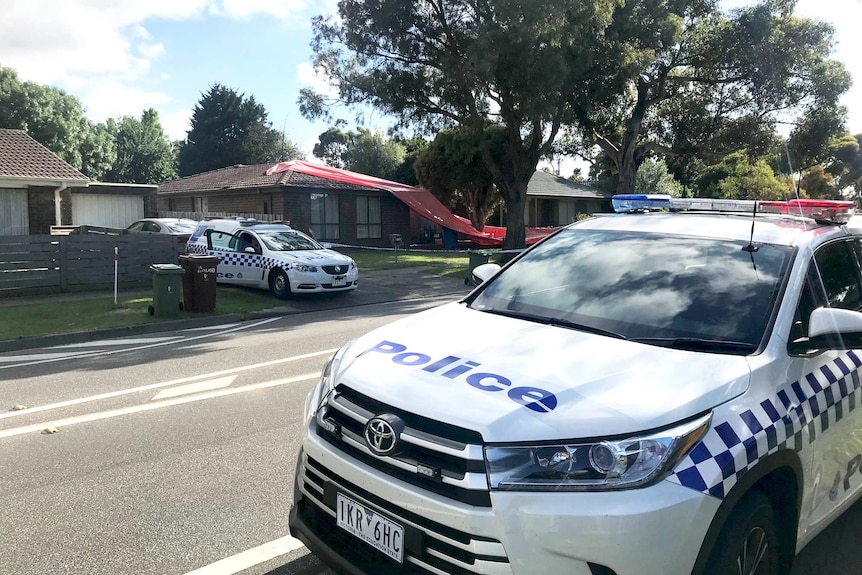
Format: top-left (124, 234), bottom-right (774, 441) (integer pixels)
top-left (266, 160), bottom-right (555, 246)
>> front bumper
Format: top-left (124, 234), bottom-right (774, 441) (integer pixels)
top-left (290, 428), bottom-right (722, 575)
top-left (289, 269), bottom-right (359, 292)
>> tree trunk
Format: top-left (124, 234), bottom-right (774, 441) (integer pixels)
top-left (616, 153), bottom-right (638, 195)
top-left (500, 179), bottom-right (527, 250)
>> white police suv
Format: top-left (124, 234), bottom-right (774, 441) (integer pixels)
top-left (290, 196), bottom-right (862, 575)
top-left (186, 219), bottom-right (357, 298)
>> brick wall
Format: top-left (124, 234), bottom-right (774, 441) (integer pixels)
top-left (27, 186), bottom-right (56, 234)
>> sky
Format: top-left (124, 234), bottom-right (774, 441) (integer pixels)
top-left (1, 0), bottom-right (861, 169)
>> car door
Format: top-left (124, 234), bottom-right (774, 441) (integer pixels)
top-left (790, 238), bottom-right (862, 538)
top-left (205, 229), bottom-right (242, 285)
top-left (233, 231), bottom-right (265, 287)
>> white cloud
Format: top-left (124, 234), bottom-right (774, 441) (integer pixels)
top-left (216, 0), bottom-right (308, 20)
top-left (0, 0), bottom-right (318, 131)
top-left (296, 61), bottom-right (338, 97)
top-left (80, 81), bottom-right (172, 121)
top-left (159, 108), bottom-right (193, 141)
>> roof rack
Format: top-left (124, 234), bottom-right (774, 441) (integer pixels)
top-left (611, 195), bottom-right (856, 225)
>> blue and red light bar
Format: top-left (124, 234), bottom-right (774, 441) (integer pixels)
top-left (611, 195), bottom-right (856, 224)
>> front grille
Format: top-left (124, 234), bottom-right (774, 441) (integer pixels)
top-left (316, 384), bottom-right (490, 506)
top-left (322, 264), bottom-right (350, 274)
top-left (299, 455), bottom-right (511, 575)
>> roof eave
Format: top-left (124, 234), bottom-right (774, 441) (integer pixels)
top-left (0, 175), bottom-right (89, 189)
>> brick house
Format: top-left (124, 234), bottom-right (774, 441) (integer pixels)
top-left (157, 163), bottom-right (414, 247)
top-left (524, 170), bottom-right (613, 227)
top-left (0, 128), bottom-right (158, 234)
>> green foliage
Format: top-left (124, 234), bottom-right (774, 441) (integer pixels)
top-left (105, 109), bottom-right (177, 184)
top-left (696, 152), bottom-right (786, 200)
top-left (414, 125), bottom-right (504, 230)
top-left (345, 128), bottom-right (406, 179)
top-left (179, 84), bottom-right (301, 176)
top-left (635, 159), bottom-right (683, 196)
top-left (567, 2), bottom-right (850, 195)
top-left (0, 65), bottom-right (90, 171)
top-left (799, 165), bottom-right (839, 199)
top-left (313, 123), bottom-right (355, 169)
top-left (825, 133), bottom-right (862, 196)
top-left (78, 121), bottom-right (116, 181)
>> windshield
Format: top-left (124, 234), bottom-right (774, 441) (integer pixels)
top-left (258, 230), bottom-right (322, 251)
top-left (468, 229), bottom-right (792, 353)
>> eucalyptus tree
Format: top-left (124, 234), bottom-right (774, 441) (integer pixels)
top-left (566, 0), bottom-right (850, 195)
top-left (299, 0), bottom-right (621, 248)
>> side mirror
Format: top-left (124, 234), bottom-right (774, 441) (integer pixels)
top-left (321, 242), bottom-right (332, 249)
top-left (803, 307), bottom-right (862, 350)
top-left (472, 263), bottom-right (502, 285)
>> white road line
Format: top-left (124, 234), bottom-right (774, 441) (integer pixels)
top-left (0, 348), bottom-right (336, 420)
top-left (181, 536), bottom-right (306, 575)
top-left (151, 375), bottom-right (236, 400)
top-left (0, 351), bottom-right (94, 363)
top-left (48, 337), bottom-right (183, 349)
top-left (181, 324), bottom-right (241, 331)
top-left (0, 373), bottom-right (319, 438)
top-left (0, 317), bottom-right (282, 370)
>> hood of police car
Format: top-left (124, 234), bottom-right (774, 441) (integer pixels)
top-left (335, 302), bottom-right (751, 442)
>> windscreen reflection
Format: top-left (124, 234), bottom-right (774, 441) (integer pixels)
top-left (259, 231), bottom-right (321, 251)
top-left (469, 230), bottom-right (791, 350)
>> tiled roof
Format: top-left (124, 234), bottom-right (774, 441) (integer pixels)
top-left (527, 170), bottom-right (609, 199)
top-left (159, 163), bottom-right (367, 194)
top-left (0, 129), bottom-right (88, 181)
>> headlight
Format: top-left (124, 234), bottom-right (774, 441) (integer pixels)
top-left (485, 412), bottom-right (711, 491)
top-left (293, 264), bottom-right (318, 272)
top-left (304, 342), bottom-right (352, 423)
top-left (349, 259), bottom-right (356, 270)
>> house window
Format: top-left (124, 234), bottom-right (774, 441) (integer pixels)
top-left (194, 196), bottom-right (208, 212)
top-left (311, 193), bottom-right (339, 239)
top-left (356, 196), bottom-right (382, 239)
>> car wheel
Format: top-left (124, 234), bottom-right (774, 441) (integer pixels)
top-left (703, 491), bottom-right (781, 575)
top-left (269, 268), bottom-right (292, 299)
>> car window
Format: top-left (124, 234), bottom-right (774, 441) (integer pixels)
top-left (238, 233), bottom-right (262, 254)
top-left (128, 222), bottom-right (145, 232)
top-left (207, 230), bottom-right (238, 251)
top-left (468, 229), bottom-right (792, 352)
top-left (790, 240), bottom-right (862, 344)
top-left (142, 222), bottom-right (162, 233)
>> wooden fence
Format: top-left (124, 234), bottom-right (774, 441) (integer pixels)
top-left (0, 235), bottom-right (184, 297)
top-left (161, 211), bottom-right (285, 223)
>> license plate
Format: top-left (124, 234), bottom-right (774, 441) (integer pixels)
top-left (336, 493), bottom-right (404, 563)
top-left (331, 276), bottom-right (346, 287)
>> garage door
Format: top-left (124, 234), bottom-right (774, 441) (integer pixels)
top-left (72, 193), bottom-right (144, 229)
top-left (0, 188), bottom-right (29, 235)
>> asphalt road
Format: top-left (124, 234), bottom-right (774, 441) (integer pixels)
top-left (1, 294), bottom-right (862, 575)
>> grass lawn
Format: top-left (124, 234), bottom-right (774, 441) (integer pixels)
top-left (0, 287), bottom-right (281, 341)
top-left (342, 248), bottom-right (475, 278)
top-left (0, 247), bottom-right (479, 342)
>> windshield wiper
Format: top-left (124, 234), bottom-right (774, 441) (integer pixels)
top-left (628, 337), bottom-right (757, 353)
top-left (482, 309), bottom-right (627, 340)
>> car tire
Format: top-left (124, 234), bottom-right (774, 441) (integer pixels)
top-left (269, 268), bottom-right (292, 299)
top-left (703, 490), bottom-right (781, 575)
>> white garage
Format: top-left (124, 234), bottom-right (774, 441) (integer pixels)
top-left (71, 191), bottom-right (145, 229)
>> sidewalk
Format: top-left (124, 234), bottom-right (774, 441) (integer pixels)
top-left (0, 267), bottom-right (472, 353)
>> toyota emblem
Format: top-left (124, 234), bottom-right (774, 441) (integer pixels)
top-left (364, 414), bottom-right (405, 456)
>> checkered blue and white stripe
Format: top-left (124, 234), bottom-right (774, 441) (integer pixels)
top-left (187, 243), bottom-right (281, 270)
top-left (669, 351), bottom-right (862, 499)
